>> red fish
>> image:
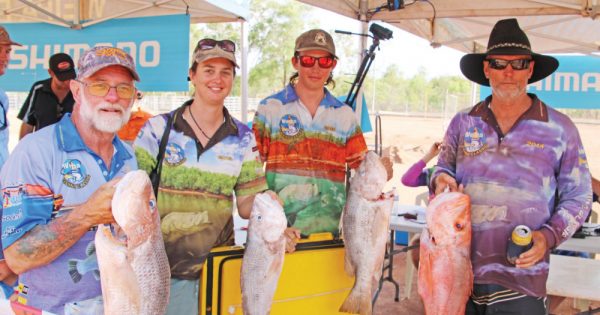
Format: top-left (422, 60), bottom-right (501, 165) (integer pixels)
top-left (418, 192), bottom-right (472, 315)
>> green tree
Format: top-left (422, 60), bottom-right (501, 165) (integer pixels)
top-left (247, 0), bottom-right (314, 97)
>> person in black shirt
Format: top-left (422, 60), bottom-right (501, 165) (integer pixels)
top-left (18, 52), bottom-right (76, 138)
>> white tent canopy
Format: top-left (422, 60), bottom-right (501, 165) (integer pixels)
top-left (297, 0), bottom-right (600, 55)
top-left (1, 0), bottom-right (247, 28)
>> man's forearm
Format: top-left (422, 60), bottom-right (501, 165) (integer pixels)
top-left (4, 210), bottom-right (91, 274)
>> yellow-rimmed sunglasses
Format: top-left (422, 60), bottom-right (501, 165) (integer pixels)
top-left (76, 80), bottom-right (136, 99)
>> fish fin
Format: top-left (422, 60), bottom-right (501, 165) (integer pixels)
top-left (86, 241), bottom-right (96, 256)
top-left (339, 287), bottom-right (372, 315)
top-left (68, 259), bottom-right (82, 283)
top-left (93, 269), bottom-right (101, 280)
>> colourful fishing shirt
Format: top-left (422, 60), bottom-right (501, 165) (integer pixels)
top-left (0, 114), bottom-right (137, 314)
top-left (432, 94), bottom-right (592, 297)
top-left (134, 101), bottom-right (267, 280)
top-left (253, 84), bottom-right (367, 235)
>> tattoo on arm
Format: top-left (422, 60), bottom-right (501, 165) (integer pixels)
top-left (15, 212), bottom-right (88, 262)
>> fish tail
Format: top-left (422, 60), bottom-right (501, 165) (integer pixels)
top-left (339, 287), bottom-right (372, 315)
top-left (67, 259), bottom-right (83, 283)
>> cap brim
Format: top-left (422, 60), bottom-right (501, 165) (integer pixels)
top-left (79, 64), bottom-right (140, 82)
top-left (296, 46), bottom-right (337, 58)
top-left (460, 53), bottom-right (559, 86)
top-left (55, 70), bottom-right (76, 81)
top-left (0, 40), bottom-right (22, 46)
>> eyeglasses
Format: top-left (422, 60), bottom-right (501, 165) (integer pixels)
top-left (76, 80), bottom-right (136, 99)
top-left (196, 39), bottom-right (236, 53)
top-left (296, 55), bottom-right (335, 68)
top-left (486, 58), bottom-right (532, 70)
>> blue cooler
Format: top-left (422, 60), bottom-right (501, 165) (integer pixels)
top-left (395, 231), bottom-right (409, 245)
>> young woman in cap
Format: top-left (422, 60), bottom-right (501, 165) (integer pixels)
top-left (134, 38), bottom-right (271, 315)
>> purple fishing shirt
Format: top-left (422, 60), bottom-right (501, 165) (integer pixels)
top-left (432, 94), bottom-right (592, 297)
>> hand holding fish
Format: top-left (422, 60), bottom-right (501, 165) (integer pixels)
top-left (433, 173), bottom-right (464, 195)
top-left (284, 227), bottom-right (301, 253)
top-left (515, 231), bottom-right (547, 268)
top-left (380, 156), bottom-right (394, 181)
top-left (77, 178), bottom-right (121, 227)
top-left (264, 190), bottom-right (283, 206)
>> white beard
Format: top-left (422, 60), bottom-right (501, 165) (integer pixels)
top-left (79, 91), bottom-right (132, 133)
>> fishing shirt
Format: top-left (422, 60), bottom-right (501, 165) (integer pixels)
top-left (432, 94), bottom-right (592, 297)
top-left (0, 114), bottom-right (137, 314)
top-left (17, 78), bottom-right (75, 131)
top-left (134, 101), bottom-right (267, 280)
top-left (253, 84), bottom-right (367, 235)
top-left (0, 89), bottom-right (9, 170)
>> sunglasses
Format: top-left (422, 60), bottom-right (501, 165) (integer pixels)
top-left (296, 55), bottom-right (335, 69)
top-left (76, 80), bottom-right (136, 99)
top-left (196, 39), bottom-right (236, 53)
top-left (486, 58), bottom-right (532, 70)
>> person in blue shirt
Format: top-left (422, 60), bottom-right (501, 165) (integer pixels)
top-left (0, 46), bottom-right (139, 314)
top-left (0, 25), bottom-right (22, 170)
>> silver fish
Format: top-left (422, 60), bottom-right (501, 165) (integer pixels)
top-left (241, 192), bottom-right (287, 315)
top-left (95, 170), bottom-right (171, 315)
top-left (340, 151), bottom-right (394, 315)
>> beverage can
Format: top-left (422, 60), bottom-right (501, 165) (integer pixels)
top-left (506, 225), bottom-right (533, 265)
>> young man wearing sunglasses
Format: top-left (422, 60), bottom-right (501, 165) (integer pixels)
top-left (431, 19), bottom-right (591, 315)
top-left (134, 38), bottom-right (270, 315)
top-left (0, 46), bottom-right (139, 314)
top-left (253, 29), bottom-right (392, 252)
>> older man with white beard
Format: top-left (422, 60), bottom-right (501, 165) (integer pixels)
top-left (0, 46), bottom-right (139, 314)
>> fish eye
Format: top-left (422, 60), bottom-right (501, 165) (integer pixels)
top-left (257, 215), bottom-right (262, 221)
top-left (455, 223), bottom-right (463, 230)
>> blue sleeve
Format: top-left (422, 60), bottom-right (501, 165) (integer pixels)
top-left (1, 137), bottom-right (54, 250)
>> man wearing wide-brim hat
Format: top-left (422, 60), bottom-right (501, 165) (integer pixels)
top-left (430, 18), bottom-right (592, 315)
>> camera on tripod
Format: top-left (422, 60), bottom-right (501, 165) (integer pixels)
top-left (369, 23), bottom-right (393, 41)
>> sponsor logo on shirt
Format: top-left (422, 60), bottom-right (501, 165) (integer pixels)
top-left (61, 159), bottom-right (91, 189)
top-left (526, 141), bottom-right (544, 149)
top-left (2, 186), bottom-right (24, 208)
top-left (463, 126), bottom-right (487, 156)
top-left (164, 142), bottom-right (186, 166)
top-left (578, 148), bottom-right (588, 168)
top-left (279, 114), bottom-right (303, 138)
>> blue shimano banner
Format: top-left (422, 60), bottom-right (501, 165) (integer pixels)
top-left (0, 14), bottom-right (189, 92)
top-left (480, 56), bottom-right (600, 109)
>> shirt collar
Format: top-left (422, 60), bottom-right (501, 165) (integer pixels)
top-left (41, 78), bottom-right (53, 93)
top-left (56, 113), bottom-right (133, 161)
top-left (468, 93), bottom-right (548, 122)
top-left (281, 84), bottom-right (344, 109)
top-left (174, 99), bottom-right (239, 142)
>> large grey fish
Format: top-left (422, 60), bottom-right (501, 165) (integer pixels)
top-left (241, 192), bottom-right (287, 315)
top-left (95, 170), bottom-right (171, 315)
top-left (340, 151), bottom-right (394, 315)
